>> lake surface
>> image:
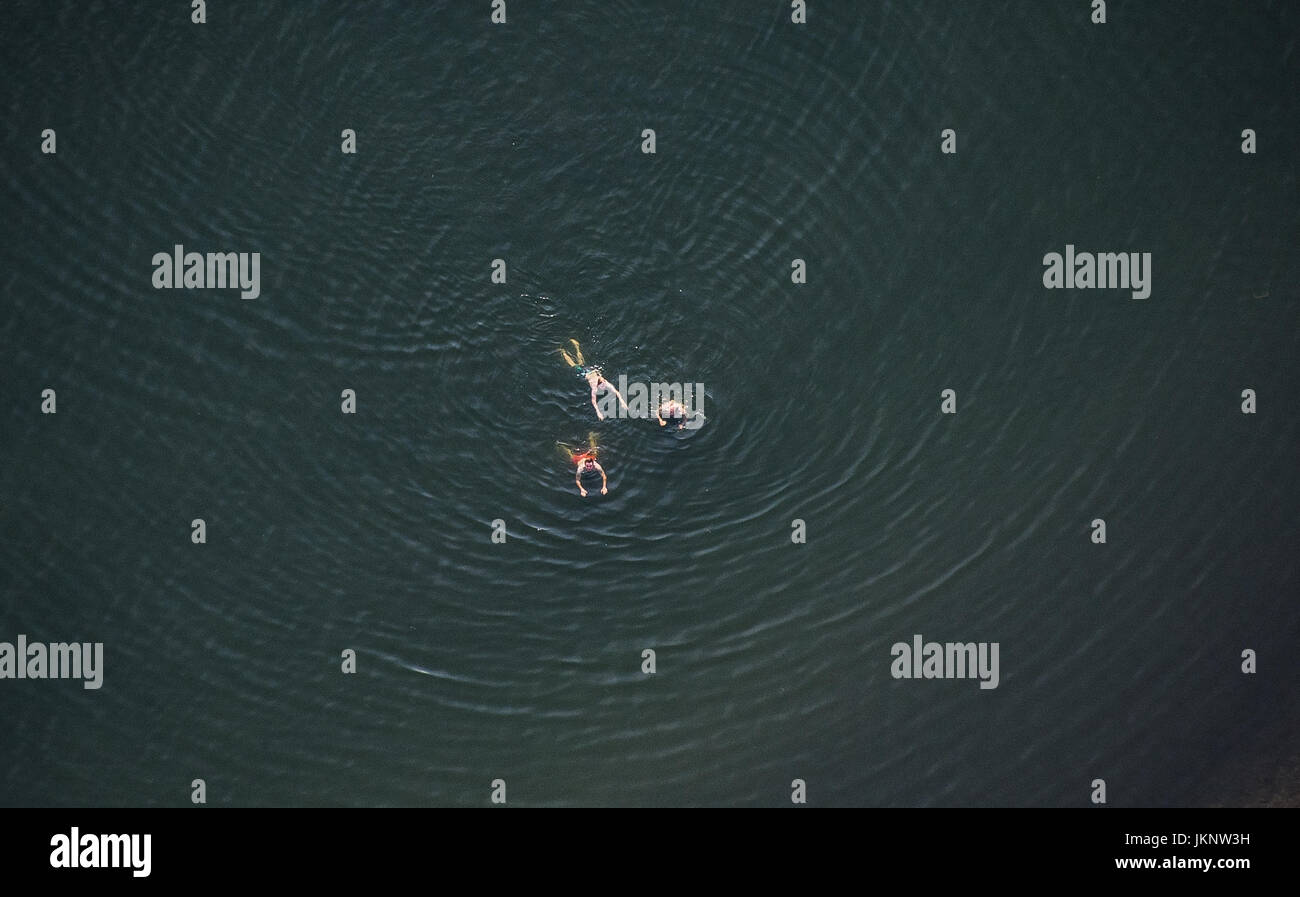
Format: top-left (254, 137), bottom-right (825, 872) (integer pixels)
top-left (1, 0), bottom-right (1296, 806)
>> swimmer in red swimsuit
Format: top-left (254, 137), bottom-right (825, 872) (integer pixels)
top-left (559, 433), bottom-right (608, 497)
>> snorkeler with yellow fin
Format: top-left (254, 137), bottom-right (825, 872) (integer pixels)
top-left (560, 339), bottom-right (627, 420)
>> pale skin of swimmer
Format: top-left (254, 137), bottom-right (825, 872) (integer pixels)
top-left (559, 339), bottom-right (627, 420)
top-left (584, 370), bottom-right (627, 420)
top-left (657, 399), bottom-right (689, 429)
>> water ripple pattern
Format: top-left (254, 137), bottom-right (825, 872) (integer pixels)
top-left (0, 0), bottom-right (1296, 806)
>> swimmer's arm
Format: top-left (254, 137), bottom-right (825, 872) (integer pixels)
top-left (595, 462), bottom-right (608, 495)
top-left (576, 467), bottom-right (587, 497)
top-left (590, 387), bottom-right (604, 420)
top-left (656, 407), bottom-right (665, 426)
top-left (608, 381), bottom-right (628, 410)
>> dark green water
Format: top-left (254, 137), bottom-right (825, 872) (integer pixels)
top-left (2, 1), bottom-right (1297, 806)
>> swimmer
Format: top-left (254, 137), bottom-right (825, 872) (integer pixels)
top-left (558, 432), bottom-right (608, 497)
top-left (559, 339), bottom-right (627, 420)
top-left (657, 399), bottom-right (689, 430)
